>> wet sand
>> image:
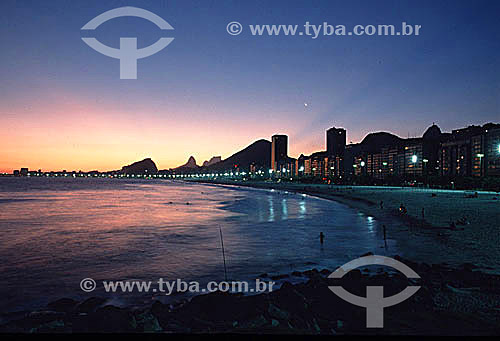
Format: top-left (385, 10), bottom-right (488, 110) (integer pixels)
top-left (192, 180), bottom-right (500, 273)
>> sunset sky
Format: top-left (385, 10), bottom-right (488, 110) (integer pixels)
top-left (1, 0), bottom-right (499, 172)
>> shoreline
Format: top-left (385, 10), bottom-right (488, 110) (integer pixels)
top-left (190, 179), bottom-right (432, 227)
top-left (190, 179), bottom-right (499, 274)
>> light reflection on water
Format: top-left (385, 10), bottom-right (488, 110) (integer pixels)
top-left (299, 200), bottom-right (307, 219)
top-left (0, 178), bottom-right (391, 313)
top-left (268, 195), bottom-right (274, 222)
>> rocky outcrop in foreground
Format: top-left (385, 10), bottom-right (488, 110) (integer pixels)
top-left (1, 257), bottom-right (499, 334)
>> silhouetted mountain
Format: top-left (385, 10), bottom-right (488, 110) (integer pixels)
top-left (359, 132), bottom-right (402, 153)
top-left (423, 124), bottom-right (442, 140)
top-left (202, 156), bottom-right (222, 167)
top-left (204, 139), bottom-right (271, 171)
top-left (172, 156), bottom-right (199, 172)
top-left (121, 158), bottom-right (158, 174)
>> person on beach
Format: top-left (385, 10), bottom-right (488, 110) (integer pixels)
top-left (380, 200), bottom-right (384, 209)
top-left (399, 203), bottom-right (407, 215)
top-left (383, 225), bottom-right (388, 249)
top-left (319, 232), bottom-right (325, 244)
top-left (421, 207), bottom-right (425, 219)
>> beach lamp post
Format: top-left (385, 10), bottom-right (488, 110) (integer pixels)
top-left (477, 153), bottom-right (484, 177)
top-left (360, 161), bottom-right (365, 176)
top-left (411, 155), bottom-right (418, 178)
top-left (422, 158), bottom-right (428, 176)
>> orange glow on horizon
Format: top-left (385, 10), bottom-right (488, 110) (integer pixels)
top-left (1, 92), bottom-right (353, 173)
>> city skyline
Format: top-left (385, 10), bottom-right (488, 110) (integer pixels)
top-left (5, 119), bottom-right (498, 175)
top-left (1, 0), bottom-right (499, 172)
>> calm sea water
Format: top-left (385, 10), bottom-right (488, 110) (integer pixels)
top-left (0, 178), bottom-right (394, 314)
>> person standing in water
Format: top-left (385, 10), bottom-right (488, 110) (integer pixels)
top-left (319, 232), bottom-right (325, 244)
top-left (384, 225), bottom-right (388, 250)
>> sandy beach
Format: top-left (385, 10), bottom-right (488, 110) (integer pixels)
top-left (192, 180), bottom-right (500, 273)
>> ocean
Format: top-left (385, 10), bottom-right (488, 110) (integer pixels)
top-left (0, 177), bottom-right (393, 314)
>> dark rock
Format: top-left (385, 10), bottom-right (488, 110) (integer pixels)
top-left (238, 315), bottom-right (268, 329)
top-left (150, 301), bottom-right (173, 330)
top-left (291, 271), bottom-right (303, 277)
top-left (460, 263), bottom-right (478, 272)
top-left (75, 297), bottom-right (106, 314)
top-left (419, 262), bottom-right (432, 272)
top-left (47, 298), bottom-right (79, 313)
top-left (134, 310), bottom-right (162, 333)
top-left (268, 303), bottom-right (290, 320)
top-left (343, 269), bottom-right (362, 280)
top-left (88, 305), bottom-right (136, 332)
top-left (70, 313), bottom-right (91, 333)
top-left (26, 311), bottom-right (65, 326)
top-left (32, 319), bottom-right (68, 333)
top-left (269, 282), bottom-right (311, 325)
top-left (176, 291), bottom-right (252, 328)
top-left (360, 252), bottom-right (374, 257)
top-left (270, 274), bottom-right (290, 280)
top-left (303, 269), bottom-right (320, 278)
top-left (150, 300), bottom-right (168, 317)
top-left (320, 269), bottom-right (331, 276)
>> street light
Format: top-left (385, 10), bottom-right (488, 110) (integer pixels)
top-left (477, 153), bottom-right (484, 177)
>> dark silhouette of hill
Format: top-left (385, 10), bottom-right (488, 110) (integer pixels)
top-left (359, 132), bottom-right (402, 153)
top-left (204, 139), bottom-right (271, 171)
top-left (120, 158), bottom-right (158, 174)
top-left (202, 156), bottom-right (222, 167)
top-left (172, 156), bottom-right (199, 172)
